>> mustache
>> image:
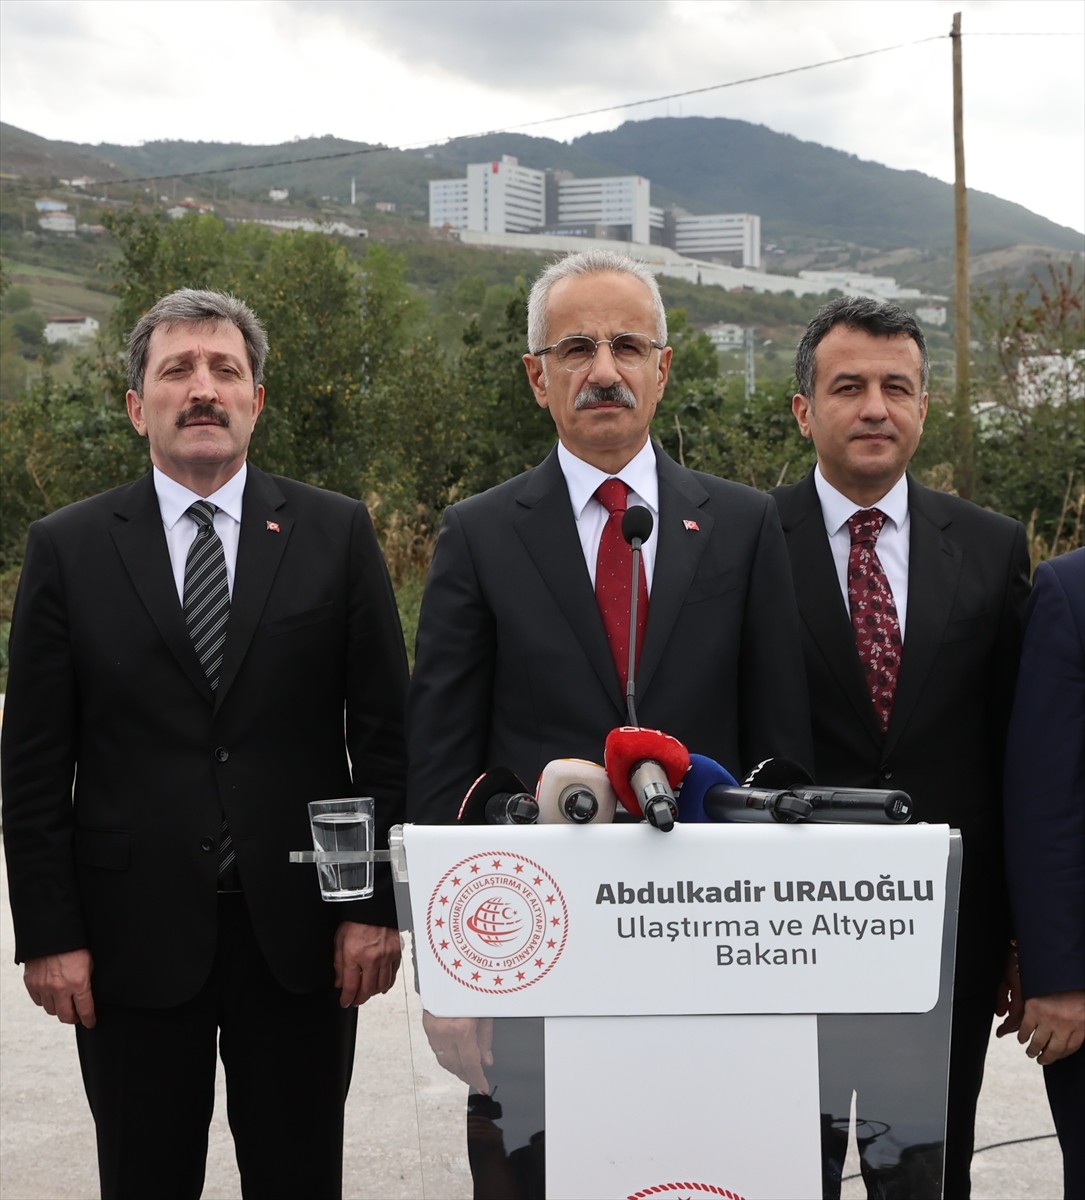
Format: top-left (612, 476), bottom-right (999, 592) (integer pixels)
top-left (573, 384), bottom-right (637, 411)
top-left (176, 404), bottom-right (230, 429)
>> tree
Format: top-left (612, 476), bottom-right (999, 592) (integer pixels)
top-left (0, 211), bottom-right (479, 581)
top-left (970, 264), bottom-right (1085, 557)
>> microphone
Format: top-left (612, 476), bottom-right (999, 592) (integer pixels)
top-left (620, 505), bottom-right (653, 726)
top-left (701, 757), bottom-right (912, 825)
top-left (535, 759), bottom-right (618, 824)
top-left (457, 767), bottom-right (539, 825)
top-left (604, 726), bottom-right (690, 833)
top-left (677, 753), bottom-right (740, 823)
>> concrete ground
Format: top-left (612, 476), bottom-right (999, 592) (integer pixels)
top-left (0, 838), bottom-right (1063, 1200)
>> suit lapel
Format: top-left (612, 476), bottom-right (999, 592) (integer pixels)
top-left (777, 475), bottom-right (883, 746)
top-left (215, 466), bottom-right (290, 709)
top-left (887, 480), bottom-right (961, 749)
top-left (111, 473), bottom-right (212, 700)
top-left (634, 447), bottom-right (712, 701)
top-left (513, 450), bottom-right (626, 715)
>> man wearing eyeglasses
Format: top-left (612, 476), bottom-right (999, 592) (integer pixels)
top-left (407, 248), bottom-right (812, 1194)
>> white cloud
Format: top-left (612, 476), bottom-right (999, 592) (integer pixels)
top-left (1, 0), bottom-right (1081, 231)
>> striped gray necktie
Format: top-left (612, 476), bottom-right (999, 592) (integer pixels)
top-left (183, 501), bottom-right (238, 886)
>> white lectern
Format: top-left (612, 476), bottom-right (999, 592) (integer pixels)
top-left (380, 822), bottom-right (960, 1200)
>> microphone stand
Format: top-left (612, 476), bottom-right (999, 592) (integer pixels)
top-left (626, 531), bottom-right (643, 726)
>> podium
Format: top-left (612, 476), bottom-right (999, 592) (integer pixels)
top-left (383, 821), bottom-right (960, 1200)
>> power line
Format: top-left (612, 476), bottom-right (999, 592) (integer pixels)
top-left (104, 29), bottom-right (1075, 189)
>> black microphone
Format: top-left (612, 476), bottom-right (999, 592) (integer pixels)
top-left (700, 755), bottom-right (912, 825)
top-left (620, 505), bottom-right (653, 726)
top-left (456, 767), bottom-right (539, 825)
top-left (703, 784), bottom-right (911, 824)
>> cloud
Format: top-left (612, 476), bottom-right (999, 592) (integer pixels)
top-left (1, 0), bottom-right (1080, 229)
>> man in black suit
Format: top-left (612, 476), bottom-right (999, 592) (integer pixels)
top-left (1, 289), bottom-right (408, 1199)
top-left (1002, 546), bottom-right (1085, 1199)
top-left (772, 296), bottom-right (1030, 1198)
top-left (407, 248), bottom-right (812, 1193)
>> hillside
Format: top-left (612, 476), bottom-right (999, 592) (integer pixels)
top-left (3, 116), bottom-right (1081, 258)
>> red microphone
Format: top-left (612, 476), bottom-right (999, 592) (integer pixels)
top-left (604, 726), bottom-right (690, 832)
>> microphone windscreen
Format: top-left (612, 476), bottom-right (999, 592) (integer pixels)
top-left (604, 727), bottom-right (690, 815)
top-left (621, 505), bottom-right (654, 545)
top-left (535, 759), bottom-right (617, 824)
top-left (678, 753), bottom-right (739, 823)
top-left (457, 766), bottom-right (529, 824)
top-left (742, 756), bottom-right (813, 789)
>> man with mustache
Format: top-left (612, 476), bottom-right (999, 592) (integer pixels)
top-left (771, 296), bottom-right (1030, 1198)
top-left (1, 288), bottom-right (408, 1199)
top-left (407, 248), bottom-right (812, 1195)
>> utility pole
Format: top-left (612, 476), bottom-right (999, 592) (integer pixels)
top-left (745, 326), bottom-right (755, 401)
top-left (952, 12), bottom-right (974, 498)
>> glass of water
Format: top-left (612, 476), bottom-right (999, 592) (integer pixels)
top-left (307, 797), bottom-right (375, 901)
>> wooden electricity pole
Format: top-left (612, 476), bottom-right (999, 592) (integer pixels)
top-left (952, 12), bottom-right (974, 498)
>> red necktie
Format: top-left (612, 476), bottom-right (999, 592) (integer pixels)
top-left (595, 479), bottom-right (649, 691)
top-left (847, 508), bottom-right (901, 733)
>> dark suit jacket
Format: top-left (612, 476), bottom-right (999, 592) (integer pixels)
top-left (1004, 547), bottom-right (1085, 1000)
top-left (772, 471), bottom-right (1031, 997)
top-left (1, 465), bottom-right (408, 1008)
top-left (407, 442), bottom-right (812, 822)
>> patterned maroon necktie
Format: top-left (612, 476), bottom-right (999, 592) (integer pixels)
top-left (595, 479), bottom-right (649, 691)
top-left (847, 508), bottom-right (902, 733)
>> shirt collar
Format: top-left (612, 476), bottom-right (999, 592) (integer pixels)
top-left (153, 463), bottom-right (248, 530)
top-left (814, 465), bottom-right (909, 537)
top-left (557, 439), bottom-right (660, 520)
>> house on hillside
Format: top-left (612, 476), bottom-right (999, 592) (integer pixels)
top-left (34, 198), bottom-right (68, 212)
top-left (38, 212), bottom-right (76, 234)
top-left (704, 322), bottom-right (746, 351)
top-left (44, 316), bottom-right (100, 345)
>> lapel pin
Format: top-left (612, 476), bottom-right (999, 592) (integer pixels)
top-left (683, 519), bottom-right (700, 532)
top-left (266, 521), bottom-right (281, 533)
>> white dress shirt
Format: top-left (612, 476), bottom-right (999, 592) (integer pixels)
top-left (153, 464), bottom-right (247, 604)
top-left (814, 466), bottom-right (911, 639)
top-left (557, 440), bottom-right (659, 592)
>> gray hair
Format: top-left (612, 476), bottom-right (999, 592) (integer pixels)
top-left (794, 295), bottom-right (929, 399)
top-left (526, 249), bottom-right (667, 354)
top-left (126, 288), bottom-right (269, 395)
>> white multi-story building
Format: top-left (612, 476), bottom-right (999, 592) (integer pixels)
top-left (672, 213), bottom-right (761, 269)
top-left (556, 175), bottom-right (652, 245)
top-left (430, 156), bottom-right (545, 234)
top-left (467, 157), bottom-right (546, 234)
top-left (427, 157), bottom-right (762, 268)
top-left (429, 178), bottom-right (470, 230)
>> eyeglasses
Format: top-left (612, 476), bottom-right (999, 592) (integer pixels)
top-left (531, 332), bottom-right (666, 373)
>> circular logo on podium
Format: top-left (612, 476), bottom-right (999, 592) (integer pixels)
top-left (626, 1184), bottom-right (746, 1200)
top-left (427, 852), bottom-right (568, 994)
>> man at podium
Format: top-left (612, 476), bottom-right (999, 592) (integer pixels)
top-left (407, 248), bottom-right (812, 1196)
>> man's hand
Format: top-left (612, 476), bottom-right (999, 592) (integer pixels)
top-left (422, 1011), bottom-right (494, 1094)
top-left (23, 949), bottom-right (96, 1027)
top-left (994, 944), bottom-right (1025, 1037)
top-left (333, 922), bottom-right (401, 1008)
top-left (1015, 990), bottom-right (1085, 1066)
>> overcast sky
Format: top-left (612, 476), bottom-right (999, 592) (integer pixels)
top-left (2, 0), bottom-right (1083, 234)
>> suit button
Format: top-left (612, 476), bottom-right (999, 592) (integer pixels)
top-left (200, 837), bottom-right (214, 852)
top-left (215, 747), bottom-right (229, 762)
top-left (881, 768), bottom-right (893, 781)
